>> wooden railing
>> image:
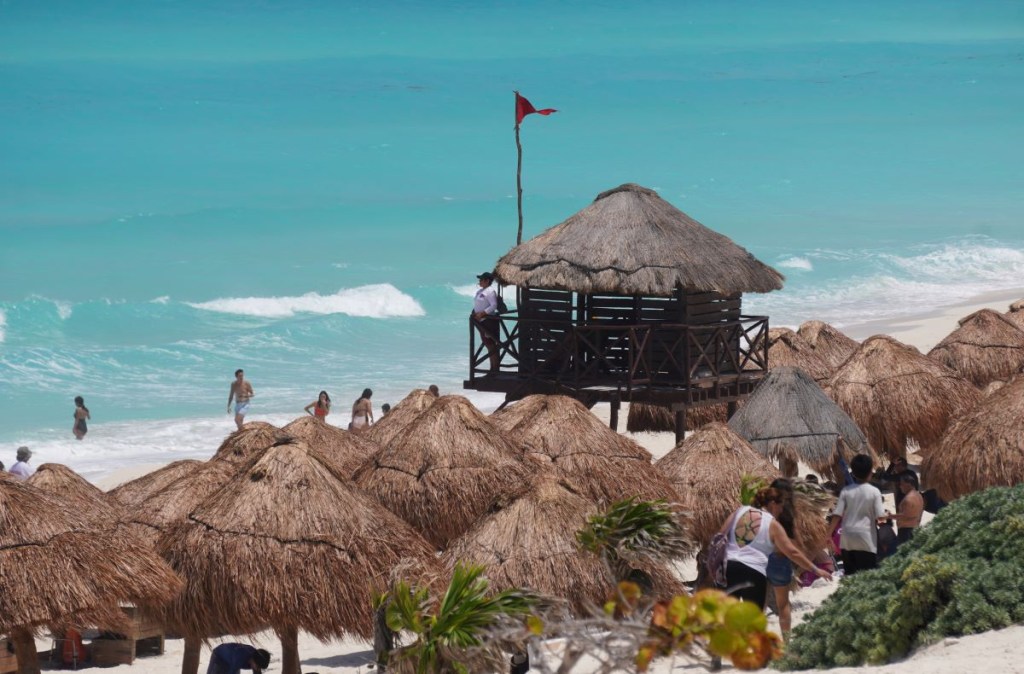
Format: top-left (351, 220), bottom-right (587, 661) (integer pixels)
top-left (469, 314), bottom-right (769, 392)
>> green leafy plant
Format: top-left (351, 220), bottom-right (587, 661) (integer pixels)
top-left (739, 475), bottom-right (768, 506)
top-left (576, 497), bottom-right (692, 578)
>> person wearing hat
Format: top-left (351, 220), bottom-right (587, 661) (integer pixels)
top-left (206, 643), bottom-right (271, 674)
top-left (10, 447), bottom-right (34, 481)
top-left (472, 271), bottom-right (501, 373)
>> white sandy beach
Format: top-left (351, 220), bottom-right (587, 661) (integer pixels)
top-left (67, 290), bottom-right (1024, 673)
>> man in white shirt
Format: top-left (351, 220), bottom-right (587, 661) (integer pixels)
top-left (9, 446), bottom-right (35, 481)
top-left (472, 271), bottom-right (501, 373)
top-left (829, 453), bottom-right (886, 575)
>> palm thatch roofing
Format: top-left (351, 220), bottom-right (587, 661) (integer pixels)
top-left (493, 183), bottom-right (784, 297)
top-left (927, 309), bottom-right (1024, 387)
top-left (210, 421), bottom-right (289, 465)
top-left (490, 395), bottom-right (680, 506)
top-left (625, 401), bottom-right (728, 434)
top-left (766, 328), bottom-right (832, 382)
top-left (159, 438), bottom-right (441, 641)
top-left (727, 367), bottom-right (872, 481)
top-left (0, 473), bottom-right (182, 636)
top-left (828, 335), bottom-right (981, 459)
top-left (28, 463), bottom-right (126, 521)
top-left (353, 395), bottom-right (533, 549)
top-left (281, 415), bottom-right (379, 478)
top-left (108, 459), bottom-right (203, 509)
top-left (364, 388), bottom-right (436, 449)
top-left (797, 320), bottom-right (859, 372)
top-left (921, 375), bottom-right (1024, 502)
top-left (654, 423), bottom-right (779, 547)
top-left (1006, 299), bottom-right (1024, 330)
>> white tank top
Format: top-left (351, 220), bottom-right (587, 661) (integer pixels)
top-left (725, 506), bottom-right (776, 576)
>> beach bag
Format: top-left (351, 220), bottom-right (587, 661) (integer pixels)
top-left (496, 290), bottom-right (509, 314)
top-left (706, 533), bottom-right (728, 587)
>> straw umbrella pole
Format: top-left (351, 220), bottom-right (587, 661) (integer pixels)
top-left (281, 415), bottom-right (379, 478)
top-left (625, 401), bottom-right (728, 434)
top-left (353, 395), bottom-right (532, 549)
top-left (210, 421), bottom-right (288, 466)
top-left (108, 459), bottom-right (203, 509)
top-left (727, 367), bottom-right (873, 481)
top-left (766, 328), bottom-right (832, 383)
top-left (921, 375), bottom-right (1024, 502)
top-left (1, 474), bottom-right (182, 674)
top-left (828, 335), bottom-right (980, 459)
top-left (364, 388), bottom-right (436, 448)
top-left (927, 309), bottom-right (1024, 387)
top-left (1005, 299), bottom-right (1024, 330)
top-left (159, 438), bottom-right (442, 674)
top-left (797, 320), bottom-right (859, 372)
top-left (491, 394), bottom-right (680, 505)
top-left (28, 463), bottom-right (127, 521)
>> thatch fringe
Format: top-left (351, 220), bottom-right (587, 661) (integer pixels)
top-left (828, 335), bottom-right (980, 458)
top-left (921, 375), bottom-right (1024, 502)
top-left (767, 328), bottom-right (832, 382)
top-left (625, 402), bottom-right (728, 433)
top-left (494, 184), bottom-right (784, 297)
top-left (926, 309), bottom-right (1024, 387)
top-left (797, 320), bottom-right (859, 371)
top-left (108, 459), bottom-right (202, 509)
top-left (282, 415), bottom-right (379, 478)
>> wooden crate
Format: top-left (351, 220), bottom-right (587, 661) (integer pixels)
top-left (0, 638), bottom-right (16, 674)
top-left (90, 607), bottom-right (165, 667)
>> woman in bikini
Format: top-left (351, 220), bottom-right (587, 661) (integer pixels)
top-left (304, 391), bottom-right (331, 420)
top-left (73, 396), bottom-right (90, 440)
top-left (349, 388), bottom-right (374, 433)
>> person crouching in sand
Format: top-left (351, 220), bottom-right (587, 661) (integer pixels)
top-left (349, 388), bottom-right (374, 433)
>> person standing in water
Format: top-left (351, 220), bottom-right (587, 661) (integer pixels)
top-left (349, 388), bottom-right (374, 433)
top-left (304, 391), bottom-right (331, 420)
top-left (227, 369), bottom-right (255, 430)
top-left (73, 396), bottom-right (91, 440)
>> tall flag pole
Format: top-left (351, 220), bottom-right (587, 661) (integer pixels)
top-left (514, 91), bottom-right (557, 245)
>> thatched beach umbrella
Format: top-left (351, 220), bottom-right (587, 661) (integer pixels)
top-left (281, 415), bottom-right (379, 478)
top-left (828, 335), bottom-right (980, 459)
top-left (491, 395), bottom-right (679, 506)
top-left (927, 309), bottom-right (1024, 387)
top-left (921, 375), bottom-right (1024, 502)
top-left (1005, 299), bottom-right (1024, 330)
top-left (353, 395), bottom-right (533, 549)
top-left (797, 320), bottom-right (859, 372)
top-left (494, 183), bottom-right (784, 296)
top-left (159, 438), bottom-right (441, 674)
top-left (766, 328), bottom-right (831, 383)
top-left (1, 474), bottom-right (182, 674)
top-left (108, 459), bottom-right (203, 509)
top-left (625, 401), bottom-right (728, 434)
top-left (210, 421), bottom-right (288, 465)
top-left (654, 423), bottom-right (779, 548)
top-left (28, 463), bottom-right (126, 520)
top-left (728, 367), bottom-right (872, 481)
top-left (364, 388), bottom-right (436, 448)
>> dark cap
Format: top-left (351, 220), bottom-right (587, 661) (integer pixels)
top-left (477, 271), bottom-right (495, 281)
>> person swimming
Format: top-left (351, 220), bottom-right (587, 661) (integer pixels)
top-left (73, 396), bottom-right (90, 440)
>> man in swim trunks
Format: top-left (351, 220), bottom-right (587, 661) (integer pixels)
top-left (227, 369), bottom-right (255, 430)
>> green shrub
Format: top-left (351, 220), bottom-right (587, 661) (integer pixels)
top-left (776, 484), bottom-right (1024, 670)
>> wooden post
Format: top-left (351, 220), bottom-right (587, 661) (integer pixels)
top-left (515, 120), bottom-right (524, 245)
top-left (726, 401), bottom-right (738, 419)
top-left (12, 628), bottom-right (39, 674)
top-left (278, 625), bottom-right (300, 674)
top-left (609, 398), bottom-right (620, 431)
top-left (181, 636), bottom-right (201, 674)
top-left (674, 409), bottom-right (687, 445)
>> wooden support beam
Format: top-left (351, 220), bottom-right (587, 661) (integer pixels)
top-left (674, 409), bottom-right (687, 445)
top-left (609, 398), bottom-right (620, 431)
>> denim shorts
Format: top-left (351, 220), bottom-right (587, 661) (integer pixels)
top-left (766, 552), bottom-right (793, 587)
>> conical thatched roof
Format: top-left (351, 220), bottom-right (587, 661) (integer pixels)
top-left (797, 320), bottom-right (859, 371)
top-left (0, 473), bottom-right (182, 635)
top-left (491, 395), bottom-right (679, 505)
top-left (927, 309), bottom-right (1024, 387)
top-left (1006, 299), bottom-right (1024, 330)
top-left (442, 477), bottom-right (616, 615)
top-left (210, 421), bottom-right (288, 465)
top-left (767, 328), bottom-right (832, 382)
top-left (159, 438), bottom-right (441, 641)
top-left (828, 335), bottom-right (981, 458)
top-left (28, 463), bottom-right (126, 520)
top-left (108, 459), bottom-right (203, 509)
top-left (493, 184), bottom-right (784, 297)
top-left (728, 367), bottom-right (872, 480)
top-left (281, 416), bottom-right (379, 478)
top-left (353, 395), bottom-right (533, 549)
top-left (921, 375), bottom-right (1024, 502)
top-left (654, 423), bottom-right (779, 547)
top-left (625, 401), bottom-right (728, 434)
top-left (365, 388), bottom-right (436, 448)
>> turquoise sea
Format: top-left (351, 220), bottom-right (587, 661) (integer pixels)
top-left (1, 1), bottom-right (1023, 479)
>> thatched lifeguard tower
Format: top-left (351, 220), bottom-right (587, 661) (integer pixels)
top-left (465, 183), bottom-right (783, 440)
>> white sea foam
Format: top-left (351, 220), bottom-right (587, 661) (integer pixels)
top-left (777, 256), bottom-right (814, 271)
top-left (187, 284), bottom-right (425, 319)
top-left (451, 283), bottom-right (479, 298)
top-left (151, 295), bottom-right (170, 304)
top-left (55, 300), bottom-right (73, 320)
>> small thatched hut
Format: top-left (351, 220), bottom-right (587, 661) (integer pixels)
top-left (828, 335), bottom-right (980, 458)
top-left (1005, 299), bottom-right (1024, 330)
top-left (281, 416), bottom-right (379, 478)
top-left (797, 320), bottom-right (859, 372)
top-left (625, 401), bottom-right (728, 434)
top-left (921, 375), bottom-right (1024, 502)
top-left (108, 459), bottom-right (203, 509)
top-left (365, 388), bottom-right (436, 449)
top-left (1, 474), bottom-right (182, 673)
top-left (159, 438), bottom-right (441, 674)
top-left (353, 395), bottom-right (533, 549)
top-left (927, 309), bottom-right (1024, 387)
top-left (28, 463), bottom-right (126, 520)
top-left (490, 394), bottom-right (679, 506)
top-left (727, 367), bottom-right (872, 480)
top-left (766, 328), bottom-right (832, 383)
top-left (210, 421), bottom-right (288, 465)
